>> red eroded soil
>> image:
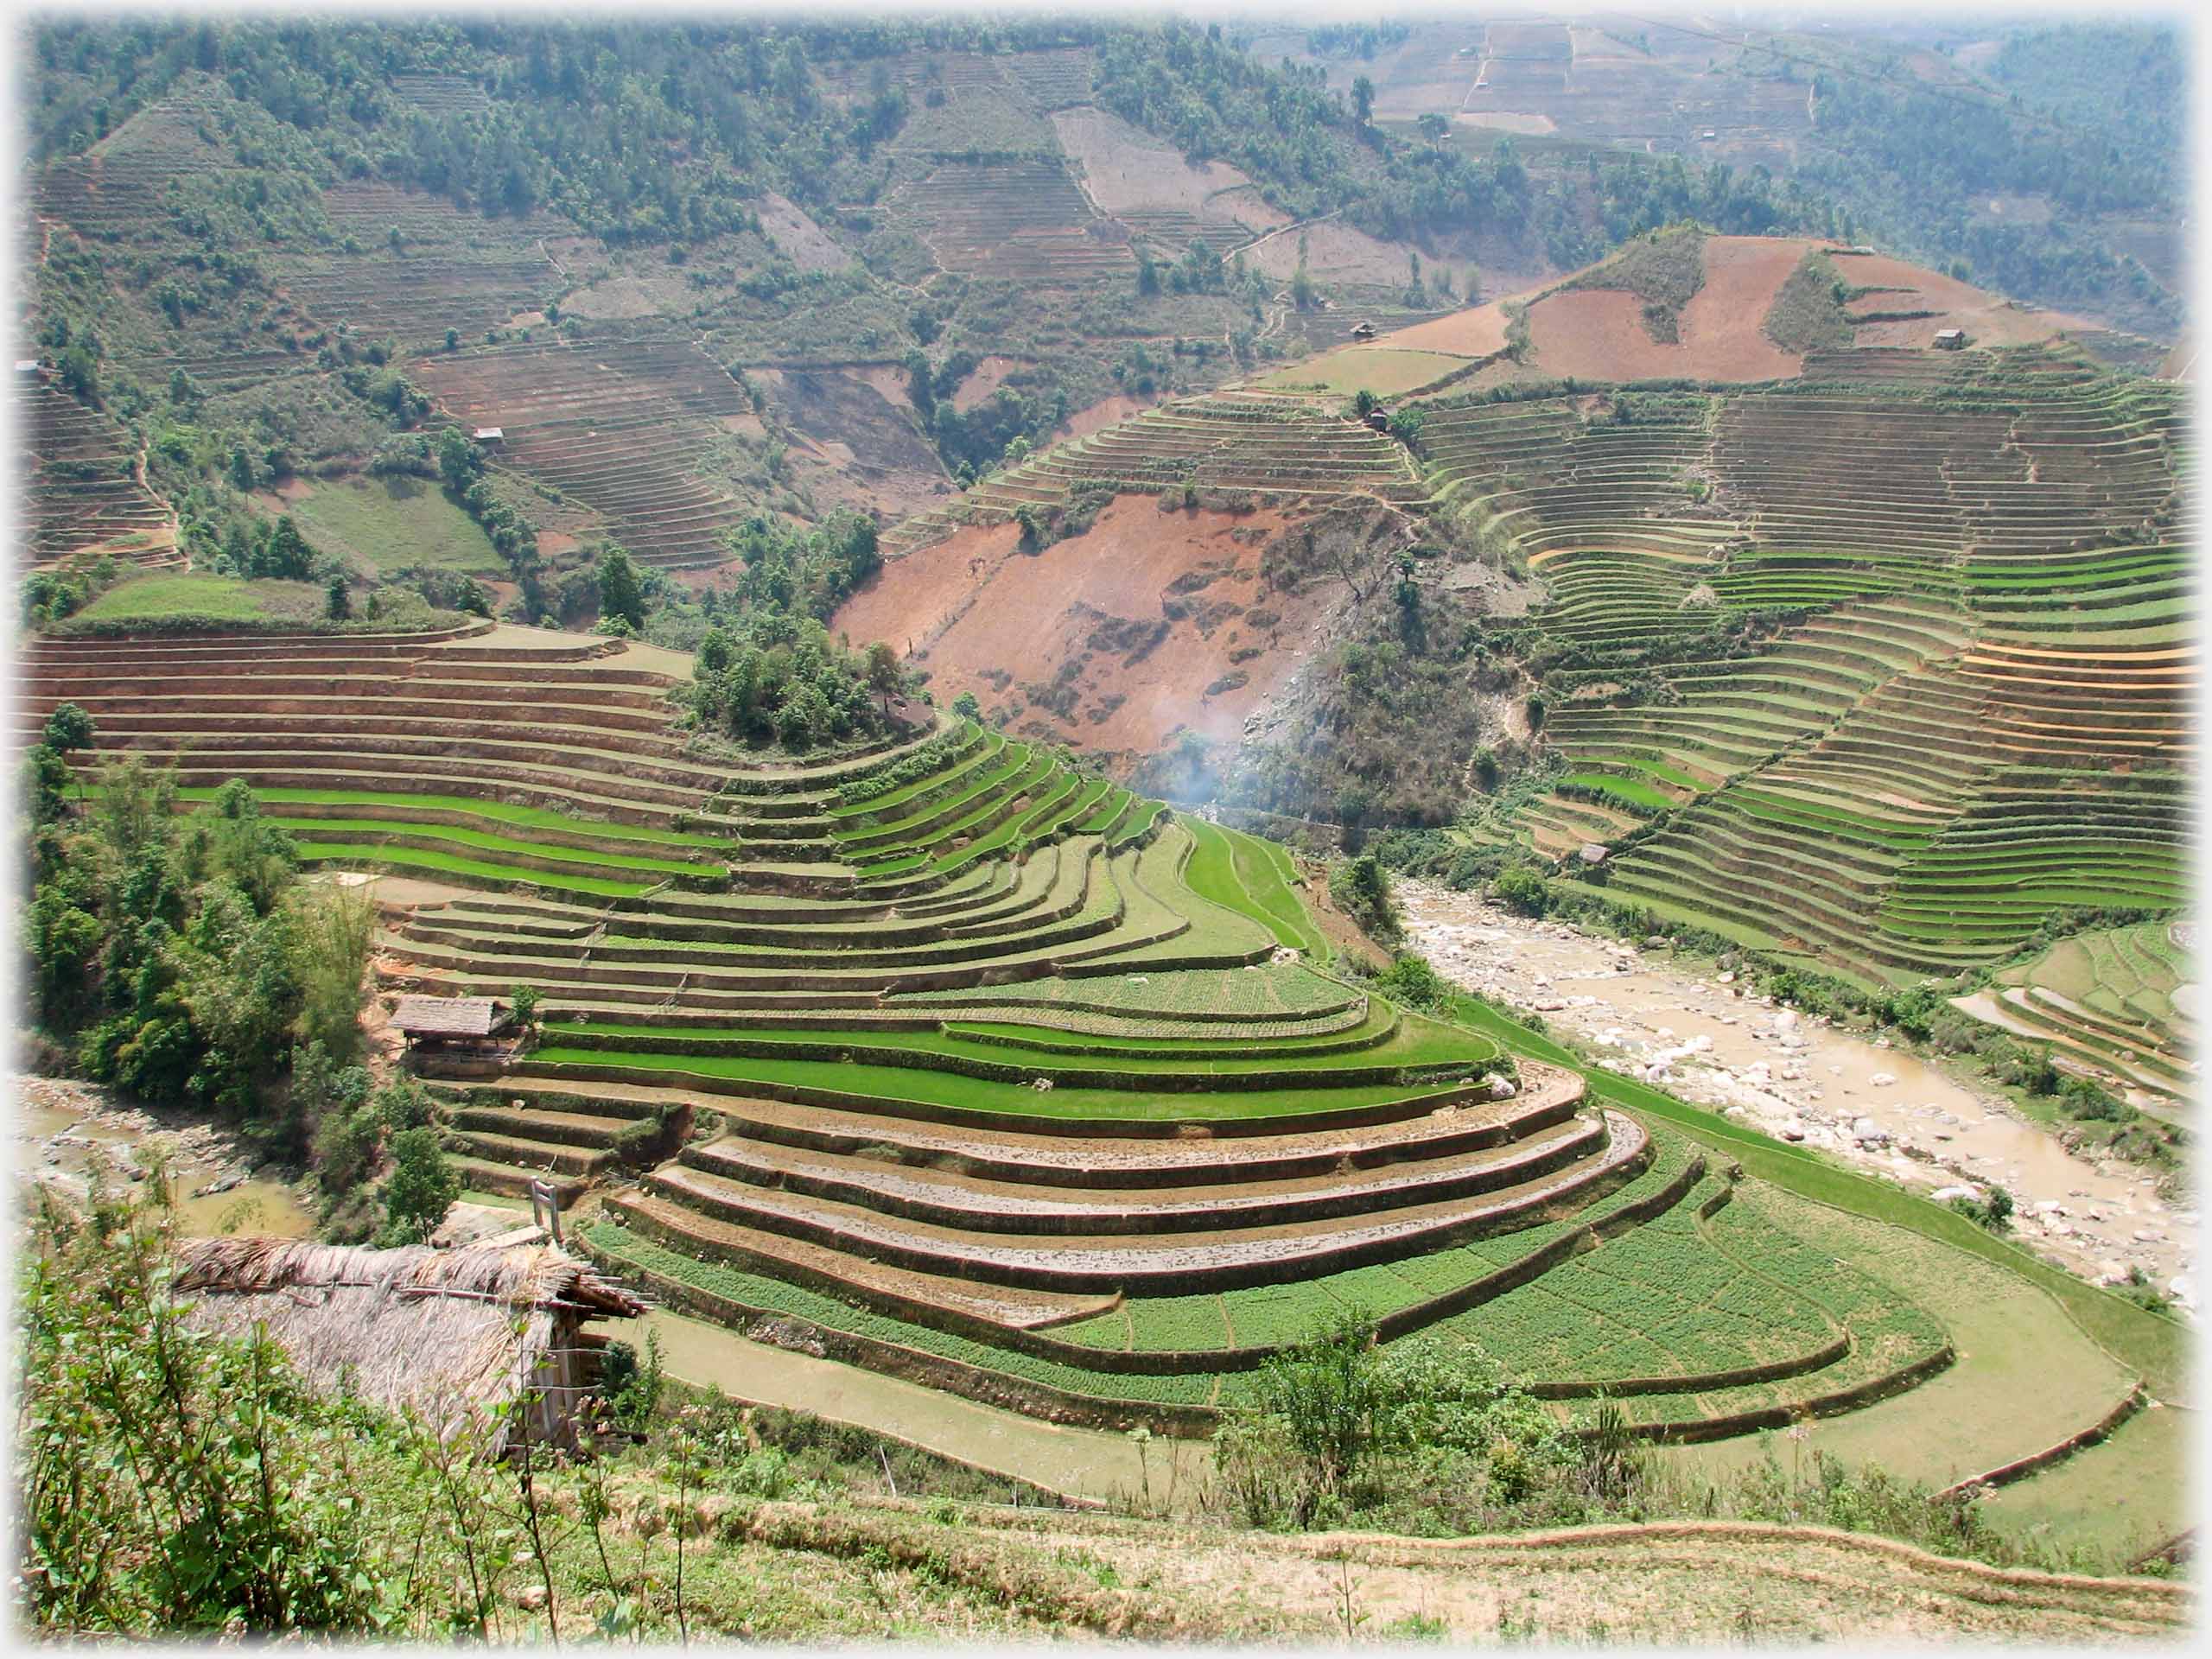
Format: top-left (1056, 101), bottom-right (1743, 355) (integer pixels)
top-left (1836, 254), bottom-right (2094, 348)
top-left (1525, 235), bottom-right (1814, 384)
top-left (834, 496), bottom-right (1326, 760)
top-left (1522, 289), bottom-right (1675, 382)
top-left (1372, 300), bottom-right (1512, 359)
top-left (1054, 392), bottom-right (1160, 443)
top-left (951, 356), bottom-right (1030, 413)
top-left (1674, 236), bottom-right (1812, 378)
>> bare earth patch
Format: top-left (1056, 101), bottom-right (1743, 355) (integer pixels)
top-left (835, 497), bottom-right (1322, 760)
top-left (1525, 235), bottom-right (1815, 382)
top-left (950, 354), bottom-right (1030, 412)
top-left (1363, 297), bottom-right (1514, 359)
top-left (1837, 252), bottom-right (2098, 348)
top-left (1051, 106), bottom-right (1251, 216)
top-left (756, 192), bottom-right (850, 273)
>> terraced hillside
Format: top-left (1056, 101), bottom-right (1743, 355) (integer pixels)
top-left (1424, 344), bottom-right (2189, 1027)
top-left (24, 623), bottom-right (1980, 1446)
top-left (12, 368), bottom-right (177, 570)
top-left (1961, 921), bottom-right (2197, 1116)
top-left (410, 338), bottom-right (759, 569)
top-left (884, 391), bottom-right (1425, 557)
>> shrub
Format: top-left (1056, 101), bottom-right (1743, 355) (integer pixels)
top-left (377, 1128), bottom-right (458, 1246)
top-left (1329, 854), bottom-right (1401, 945)
top-left (1491, 865), bottom-right (1550, 917)
top-left (17, 1180), bottom-right (393, 1633)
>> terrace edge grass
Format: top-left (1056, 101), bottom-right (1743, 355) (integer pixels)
top-left (1436, 988), bottom-right (2190, 1402)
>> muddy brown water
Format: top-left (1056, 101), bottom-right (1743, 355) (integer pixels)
top-left (13, 1079), bottom-right (318, 1238)
top-left (601, 1306), bottom-right (1213, 1512)
top-left (1396, 882), bottom-right (2196, 1305)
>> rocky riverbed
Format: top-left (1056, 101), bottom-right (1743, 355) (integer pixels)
top-left (10, 1074), bottom-right (316, 1236)
top-left (1398, 881), bottom-right (2196, 1308)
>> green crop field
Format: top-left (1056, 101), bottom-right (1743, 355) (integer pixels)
top-left (286, 474), bottom-right (505, 575)
top-left (73, 573), bottom-right (282, 622)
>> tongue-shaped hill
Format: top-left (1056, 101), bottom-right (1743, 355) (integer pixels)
top-left (29, 620), bottom-right (2006, 1452)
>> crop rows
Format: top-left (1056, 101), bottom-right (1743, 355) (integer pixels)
top-left (13, 374), bottom-right (178, 569)
top-left (276, 181), bottom-right (563, 348)
top-left (894, 159), bottom-right (1135, 285)
top-left (1427, 347), bottom-right (2188, 996)
top-left (411, 336), bottom-right (756, 567)
top-left (24, 614), bottom-right (1955, 1442)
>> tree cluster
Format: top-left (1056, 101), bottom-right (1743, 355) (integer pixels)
top-left (22, 738), bottom-right (371, 1155)
top-left (685, 610), bottom-right (907, 752)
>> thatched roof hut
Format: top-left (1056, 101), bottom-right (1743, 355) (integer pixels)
top-left (174, 1237), bottom-right (645, 1452)
top-left (391, 994), bottom-right (512, 1048)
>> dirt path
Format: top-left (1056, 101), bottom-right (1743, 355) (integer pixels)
top-left (938, 1508), bottom-right (2190, 1643)
top-left (1396, 883), bottom-right (2197, 1304)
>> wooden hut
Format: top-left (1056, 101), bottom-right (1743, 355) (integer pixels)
top-left (173, 1236), bottom-right (646, 1453)
top-left (392, 994), bottom-right (513, 1055)
top-left (1934, 328), bottom-right (1967, 350)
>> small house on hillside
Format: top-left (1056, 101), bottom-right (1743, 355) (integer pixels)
top-left (1350, 320), bottom-right (1378, 340)
top-left (1364, 407), bottom-right (1393, 432)
top-left (14, 359), bottom-right (42, 377)
top-left (174, 1237), bottom-right (646, 1452)
top-left (473, 425), bottom-right (505, 445)
top-left (1933, 329), bottom-right (1967, 350)
top-left (392, 994), bottom-right (513, 1055)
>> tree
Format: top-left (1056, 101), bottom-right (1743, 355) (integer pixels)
top-left (1491, 866), bottom-right (1550, 918)
top-left (379, 1128), bottom-right (459, 1246)
top-left (435, 426), bottom-right (480, 491)
top-left (41, 702), bottom-right (95, 753)
top-left (323, 575), bottom-right (352, 621)
top-left (864, 640), bottom-right (902, 709)
top-left (444, 327), bottom-right (460, 352)
top-left (1352, 388), bottom-right (1379, 419)
top-left (951, 690), bottom-right (982, 722)
top-left (1351, 75), bottom-right (1375, 127)
top-left (255, 517), bottom-right (315, 581)
top-left (509, 983), bottom-right (541, 1033)
top-left (596, 545), bottom-right (645, 631)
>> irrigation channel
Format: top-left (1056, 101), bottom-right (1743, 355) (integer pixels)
top-left (593, 1306), bottom-right (1211, 1512)
top-left (1395, 881), bottom-right (2196, 1303)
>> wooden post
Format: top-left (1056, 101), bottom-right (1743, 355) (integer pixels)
top-left (529, 1178), bottom-right (563, 1246)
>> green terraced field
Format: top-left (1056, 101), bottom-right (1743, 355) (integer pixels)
top-left (1443, 347), bottom-right (2189, 1010)
top-left (25, 595), bottom-right (2181, 1503)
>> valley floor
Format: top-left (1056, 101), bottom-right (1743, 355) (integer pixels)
top-left (1396, 882), bottom-right (2197, 1302)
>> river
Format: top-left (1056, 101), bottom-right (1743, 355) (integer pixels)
top-left (1395, 881), bottom-right (2196, 1306)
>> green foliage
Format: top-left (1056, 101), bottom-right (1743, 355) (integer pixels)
top-left (1948, 1184), bottom-right (2016, 1234)
top-left (1371, 952), bottom-right (1452, 1014)
top-left (377, 1128), bottom-right (459, 1246)
top-left (1215, 1310), bottom-right (1598, 1531)
top-left (685, 609), bottom-right (903, 753)
top-left (596, 545), bottom-right (646, 632)
top-left (17, 1180), bottom-right (395, 1633)
top-left (721, 510), bottom-right (881, 625)
top-left (1328, 854), bottom-right (1401, 946)
top-left (1491, 865), bottom-right (1551, 918)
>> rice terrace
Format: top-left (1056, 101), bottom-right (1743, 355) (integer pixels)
top-left (6, 8), bottom-right (2200, 1648)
